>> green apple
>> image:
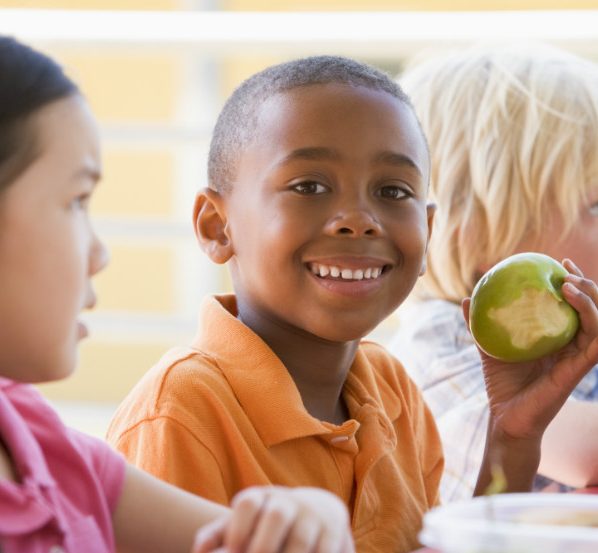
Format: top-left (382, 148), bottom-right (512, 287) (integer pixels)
top-left (469, 252), bottom-right (579, 362)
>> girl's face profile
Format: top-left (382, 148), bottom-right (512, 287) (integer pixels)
top-left (0, 95), bottom-right (108, 383)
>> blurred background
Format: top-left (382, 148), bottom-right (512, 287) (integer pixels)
top-left (1, 0), bottom-right (597, 436)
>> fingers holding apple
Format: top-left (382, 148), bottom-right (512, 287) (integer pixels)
top-left (561, 259), bottom-right (598, 337)
top-left (561, 258), bottom-right (598, 298)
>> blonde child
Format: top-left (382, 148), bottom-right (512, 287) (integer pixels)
top-left (390, 44), bottom-right (598, 502)
top-left (0, 36), bottom-right (354, 553)
top-left (108, 54), bottom-right (598, 552)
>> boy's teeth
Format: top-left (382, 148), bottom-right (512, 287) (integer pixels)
top-left (310, 263), bottom-right (385, 280)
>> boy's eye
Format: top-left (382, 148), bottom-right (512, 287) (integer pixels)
top-left (291, 181), bottom-right (328, 195)
top-left (377, 184), bottom-right (411, 200)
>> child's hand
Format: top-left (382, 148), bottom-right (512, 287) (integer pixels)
top-left (192, 486), bottom-right (354, 553)
top-left (467, 259), bottom-right (598, 493)
top-left (468, 259), bottom-right (598, 439)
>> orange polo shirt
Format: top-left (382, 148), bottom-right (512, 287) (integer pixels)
top-left (107, 295), bottom-right (443, 552)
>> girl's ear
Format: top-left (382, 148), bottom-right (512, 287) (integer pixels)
top-left (193, 187), bottom-right (233, 264)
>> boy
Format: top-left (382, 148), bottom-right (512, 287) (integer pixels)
top-left (108, 56), bottom-right (598, 552)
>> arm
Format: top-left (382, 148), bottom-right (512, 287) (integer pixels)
top-left (472, 259), bottom-right (598, 495)
top-left (113, 464), bottom-right (228, 553)
top-left (113, 466), bottom-right (355, 553)
top-left (540, 399), bottom-right (598, 488)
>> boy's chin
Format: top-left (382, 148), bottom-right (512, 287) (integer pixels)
top-left (304, 321), bottom-right (379, 344)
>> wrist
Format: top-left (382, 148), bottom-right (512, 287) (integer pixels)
top-left (475, 420), bottom-right (542, 496)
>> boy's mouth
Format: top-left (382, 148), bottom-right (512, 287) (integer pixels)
top-left (307, 262), bottom-right (390, 281)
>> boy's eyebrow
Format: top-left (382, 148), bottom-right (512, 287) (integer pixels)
top-left (277, 147), bottom-right (342, 165)
top-left (276, 147), bottom-right (423, 178)
top-left (374, 151), bottom-right (423, 177)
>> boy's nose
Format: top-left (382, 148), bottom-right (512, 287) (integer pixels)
top-left (324, 209), bottom-right (383, 237)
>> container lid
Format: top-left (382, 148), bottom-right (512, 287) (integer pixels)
top-left (420, 493), bottom-right (598, 553)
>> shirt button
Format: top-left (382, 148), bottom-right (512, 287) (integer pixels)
top-left (49, 546), bottom-right (65, 553)
top-left (330, 435), bottom-right (351, 444)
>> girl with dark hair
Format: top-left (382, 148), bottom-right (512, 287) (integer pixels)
top-left (0, 36), bottom-right (353, 553)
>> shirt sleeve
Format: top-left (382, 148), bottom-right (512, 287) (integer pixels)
top-left (68, 429), bottom-right (127, 514)
top-left (110, 416), bottom-right (230, 505)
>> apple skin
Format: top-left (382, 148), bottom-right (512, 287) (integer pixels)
top-left (469, 252), bottom-right (579, 362)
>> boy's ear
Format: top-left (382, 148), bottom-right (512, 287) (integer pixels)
top-left (420, 202), bottom-right (436, 276)
top-left (193, 187), bottom-right (233, 264)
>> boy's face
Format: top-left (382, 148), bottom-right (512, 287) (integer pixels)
top-left (209, 83), bottom-right (433, 342)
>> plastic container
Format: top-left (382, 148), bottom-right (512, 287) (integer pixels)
top-left (419, 493), bottom-right (598, 553)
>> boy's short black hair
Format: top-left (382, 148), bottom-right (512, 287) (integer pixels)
top-left (208, 55), bottom-right (413, 192)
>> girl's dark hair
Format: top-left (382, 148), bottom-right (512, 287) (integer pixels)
top-left (0, 36), bottom-right (79, 192)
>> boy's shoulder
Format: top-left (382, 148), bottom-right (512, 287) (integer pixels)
top-left (107, 345), bottom-right (232, 435)
top-left (145, 345), bottom-right (229, 394)
top-left (359, 339), bottom-right (411, 375)
top-left (357, 340), bottom-right (423, 405)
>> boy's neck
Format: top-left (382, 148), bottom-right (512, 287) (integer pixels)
top-left (236, 298), bottom-right (358, 425)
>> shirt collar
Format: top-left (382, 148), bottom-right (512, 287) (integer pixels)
top-left (0, 381), bottom-right (55, 487)
top-left (0, 381), bottom-right (56, 533)
top-left (192, 295), bottom-right (400, 447)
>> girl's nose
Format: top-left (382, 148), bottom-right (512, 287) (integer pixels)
top-left (90, 231), bottom-right (110, 276)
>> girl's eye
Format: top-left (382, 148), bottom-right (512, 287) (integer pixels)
top-left (71, 193), bottom-right (91, 210)
top-left (378, 184), bottom-right (410, 200)
top-left (291, 181), bottom-right (327, 195)
top-left (589, 202), bottom-right (598, 217)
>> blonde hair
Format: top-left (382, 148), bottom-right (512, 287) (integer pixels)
top-left (400, 44), bottom-right (598, 302)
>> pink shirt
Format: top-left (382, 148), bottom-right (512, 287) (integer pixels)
top-left (0, 378), bottom-right (126, 553)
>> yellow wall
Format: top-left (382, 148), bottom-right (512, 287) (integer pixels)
top-left (58, 53), bottom-right (181, 123)
top-left (38, 340), bottom-right (175, 403)
top-left (95, 149), bottom-right (175, 218)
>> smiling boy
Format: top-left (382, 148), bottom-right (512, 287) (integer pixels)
top-left (107, 56), bottom-right (598, 552)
